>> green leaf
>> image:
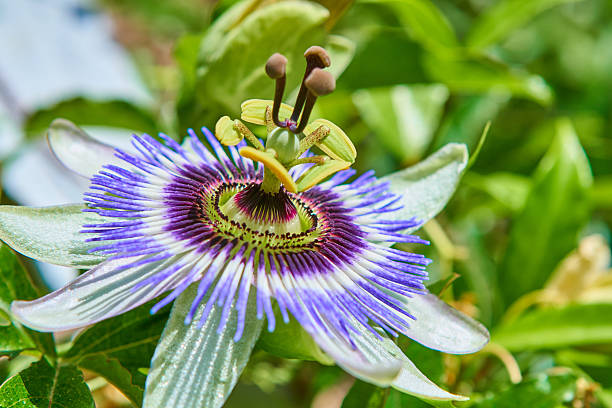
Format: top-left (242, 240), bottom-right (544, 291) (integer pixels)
top-left (494, 303), bottom-right (612, 351)
top-left (423, 54), bottom-right (553, 106)
top-left (500, 119), bottom-right (592, 304)
top-left (475, 372), bottom-right (578, 408)
top-left (325, 35), bottom-right (356, 81)
top-left (143, 284), bottom-right (263, 408)
top-left (256, 310), bottom-right (333, 365)
top-left (464, 172), bottom-right (531, 212)
top-left (598, 388), bottom-right (612, 408)
top-left (592, 176), bottom-right (612, 210)
top-left (0, 359), bottom-right (94, 408)
top-left (312, 0), bottom-right (354, 29)
top-left (382, 143), bottom-right (468, 230)
top-left (77, 355), bottom-right (146, 407)
top-left (433, 93), bottom-right (510, 155)
top-left (0, 243), bottom-right (55, 357)
top-left (64, 302), bottom-right (169, 406)
top-left (353, 84), bottom-right (449, 164)
top-left (64, 302), bottom-right (168, 363)
top-left (25, 97), bottom-right (157, 137)
top-left (195, 1), bottom-right (329, 121)
top-left (0, 205), bottom-right (107, 268)
top-left (363, 0), bottom-right (458, 56)
top-left (467, 0), bottom-right (584, 50)
top-left (342, 380), bottom-right (388, 408)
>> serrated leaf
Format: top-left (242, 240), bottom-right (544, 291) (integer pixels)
top-left (297, 159), bottom-right (351, 191)
top-left (63, 301), bottom-right (170, 405)
top-left (467, 0), bottom-right (584, 50)
top-left (0, 205), bottom-right (106, 268)
top-left (77, 354), bottom-right (146, 407)
top-left (64, 301), bottom-right (168, 366)
top-left (494, 303), bottom-right (612, 351)
top-left (143, 284), bottom-right (263, 408)
top-left (353, 84), bottom-right (449, 164)
top-left (0, 359), bottom-right (94, 408)
top-left (500, 119), bottom-right (593, 304)
top-left (0, 243), bottom-right (55, 357)
top-left (382, 143), bottom-right (468, 231)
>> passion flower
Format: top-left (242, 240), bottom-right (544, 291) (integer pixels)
top-left (3, 46), bottom-right (488, 407)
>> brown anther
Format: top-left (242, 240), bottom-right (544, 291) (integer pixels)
top-left (290, 45), bottom-right (332, 123)
top-left (265, 53), bottom-right (288, 127)
top-left (265, 53), bottom-right (287, 79)
top-left (304, 46), bottom-right (331, 68)
top-left (304, 68), bottom-right (335, 96)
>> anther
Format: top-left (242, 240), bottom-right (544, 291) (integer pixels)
top-left (292, 68), bottom-right (335, 134)
top-left (290, 46), bottom-right (331, 123)
top-left (265, 53), bottom-right (288, 128)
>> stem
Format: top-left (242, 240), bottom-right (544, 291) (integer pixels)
top-left (481, 342), bottom-right (522, 384)
top-left (260, 168), bottom-right (282, 193)
top-left (501, 289), bottom-right (548, 324)
top-left (423, 219), bottom-right (468, 261)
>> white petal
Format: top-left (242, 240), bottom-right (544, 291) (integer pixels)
top-left (0, 204), bottom-right (107, 268)
top-left (47, 118), bottom-right (122, 178)
top-left (11, 255), bottom-right (181, 331)
top-left (403, 292), bottom-right (489, 354)
top-left (312, 316), bottom-right (466, 400)
top-left (143, 284), bottom-right (263, 408)
top-left (382, 143), bottom-right (468, 231)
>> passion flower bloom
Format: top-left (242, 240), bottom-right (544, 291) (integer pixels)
top-left (2, 47), bottom-right (488, 408)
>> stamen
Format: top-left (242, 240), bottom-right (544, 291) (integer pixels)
top-left (265, 53), bottom-right (288, 128)
top-left (292, 68), bottom-right (335, 134)
top-left (290, 46), bottom-right (331, 123)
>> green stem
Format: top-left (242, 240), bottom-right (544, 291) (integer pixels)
top-left (260, 168), bottom-right (282, 193)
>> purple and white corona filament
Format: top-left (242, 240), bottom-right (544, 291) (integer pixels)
top-left (82, 129), bottom-right (430, 348)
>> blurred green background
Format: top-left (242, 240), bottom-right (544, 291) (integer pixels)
top-left (1, 0), bottom-right (612, 407)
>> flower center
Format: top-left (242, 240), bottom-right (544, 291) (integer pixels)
top-left (222, 184), bottom-right (302, 234)
top-left (191, 181), bottom-right (321, 251)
